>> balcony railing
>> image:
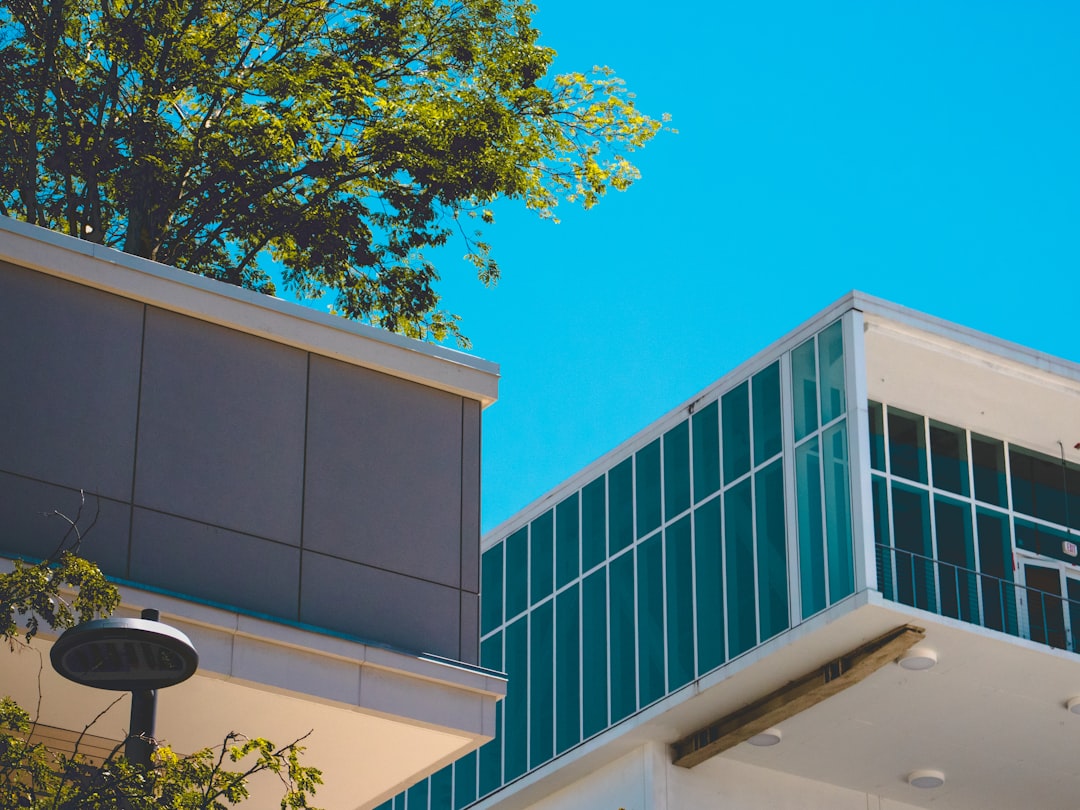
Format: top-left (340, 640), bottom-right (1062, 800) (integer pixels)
top-left (875, 544), bottom-right (1080, 654)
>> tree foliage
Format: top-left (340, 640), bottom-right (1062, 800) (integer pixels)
top-left (0, 0), bottom-right (667, 345)
top-left (1, 501), bottom-right (322, 808)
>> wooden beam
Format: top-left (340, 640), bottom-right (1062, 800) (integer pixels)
top-left (671, 624), bottom-right (925, 768)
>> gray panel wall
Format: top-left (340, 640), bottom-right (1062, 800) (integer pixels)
top-left (0, 260), bottom-right (483, 663)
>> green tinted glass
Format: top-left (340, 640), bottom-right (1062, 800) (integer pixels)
top-left (503, 617), bottom-right (528, 780)
top-left (725, 479), bottom-right (756, 657)
top-left (664, 420), bottom-right (691, 520)
top-left (823, 421), bottom-right (854, 603)
top-left (636, 439), bottom-right (662, 538)
top-left (694, 497), bottom-right (725, 674)
top-left (505, 528), bottom-right (528, 619)
top-left (556, 493), bottom-right (580, 588)
top-left (637, 534), bottom-right (665, 706)
top-left (722, 382), bottom-right (751, 484)
top-left (609, 458), bottom-right (634, 553)
top-left (555, 585), bottom-right (580, 753)
top-left (581, 476), bottom-right (607, 571)
top-left (453, 752), bottom-right (477, 810)
top-left (930, 421), bottom-right (969, 496)
top-left (818, 320), bottom-right (846, 423)
top-left (692, 401), bottom-right (721, 502)
top-left (796, 438), bottom-right (825, 618)
top-left (868, 401), bottom-right (885, 472)
top-left (582, 569), bottom-right (608, 737)
top-left (888, 408), bottom-right (927, 484)
top-left (430, 766), bottom-right (451, 810)
top-left (665, 515), bottom-right (694, 690)
top-left (971, 434), bottom-right (1007, 507)
top-left (791, 337), bottom-right (818, 441)
top-left (481, 545), bottom-right (503, 634)
top-left (934, 495), bottom-right (976, 623)
top-left (756, 459), bottom-right (788, 641)
top-left (752, 361), bottom-right (782, 465)
top-left (407, 776), bottom-right (428, 810)
top-left (530, 511), bottom-right (553, 607)
top-left (891, 483), bottom-right (935, 612)
top-left (609, 552), bottom-right (637, 721)
top-left (975, 508), bottom-right (1016, 635)
top-left (529, 600), bottom-right (554, 768)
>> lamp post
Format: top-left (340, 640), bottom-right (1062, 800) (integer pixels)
top-left (50, 608), bottom-right (199, 767)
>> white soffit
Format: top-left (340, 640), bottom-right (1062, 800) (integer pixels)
top-left (5, 582), bottom-right (505, 810)
top-left (861, 310), bottom-right (1080, 463)
top-left (0, 216), bottom-right (499, 407)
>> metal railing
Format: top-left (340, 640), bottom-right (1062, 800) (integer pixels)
top-left (875, 544), bottom-right (1080, 654)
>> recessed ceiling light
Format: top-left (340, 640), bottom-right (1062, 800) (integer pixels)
top-left (747, 728), bottom-right (782, 747)
top-left (1066, 697), bottom-right (1080, 714)
top-left (908, 769), bottom-right (945, 789)
top-left (898, 649), bottom-right (937, 670)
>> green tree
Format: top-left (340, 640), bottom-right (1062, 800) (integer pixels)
top-left (0, 0), bottom-right (667, 345)
top-left (1, 503), bottom-right (322, 809)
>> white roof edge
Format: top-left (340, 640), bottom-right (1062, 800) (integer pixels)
top-left (851, 290), bottom-right (1080, 385)
top-left (0, 216), bottom-right (500, 407)
top-left (483, 289), bottom-right (1080, 545)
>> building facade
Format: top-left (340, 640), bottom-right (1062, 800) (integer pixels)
top-left (387, 293), bottom-right (1080, 810)
top-left (0, 216), bottom-right (505, 810)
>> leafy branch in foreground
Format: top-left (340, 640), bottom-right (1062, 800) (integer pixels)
top-left (0, 0), bottom-right (670, 346)
top-left (1, 497), bottom-right (322, 808)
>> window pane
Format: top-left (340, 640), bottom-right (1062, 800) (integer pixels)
top-left (582, 569), bottom-right (608, 737)
top-left (636, 534), bottom-right (665, 706)
top-left (868, 401), bottom-right (885, 472)
top-left (930, 422), bottom-right (969, 496)
top-left (818, 320), bottom-right (846, 423)
top-left (791, 338), bottom-right (818, 441)
top-left (1015, 519), bottom-right (1080, 566)
top-left (430, 766), bottom-right (452, 810)
top-left (933, 496), bottom-right (976, 622)
top-left (481, 545), bottom-right (503, 634)
top-left (891, 484), bottom-right (935, 612)
top-left (752, 361), bottom-right (782, 465)
top-left (609, 458), bottom-right (634, 554)
top-left (453, 752), bottom-right (477, 810)
top-left (505, 528), bottom-right (528, 619)
top-left (530, 510), bottom-right (553, 607)
top-left (692, 401), bottom-right (721, 503)
top-left (636, 439), bottom-right (662, 538)
top-left (1010, 448), bottom-right (1068, 527)
top-left (976, 509), bottom-right (1016, 635)
top-left (1024, 564), bottom-right (1066, 650)
top-left (556, 493), bottom-right (580, 588)
top-left (725, 479), bottom-right (756, 657)
top-left (796, 438), bottom-right (826, 618)
top-left (581, 476), bottom-right (607, 572)
top-left (503, 617), bottom-right (528, 780)
top-left (756, 459), bottom-right (788, 641)
top-left (478, 634), bottom-right (502, 797)
top-left (665, 516), bottom-right (694, 691)
top-left (555, 585), bottom-right (580, 754)
top-left (694, 497), bottom-right (725, 675)
top-left (407, 775), bottom-right (428, 810)
top-left (722, 382), bottom-right (751, 484)
top-left (609, 552), bottom-right (637, 722)
top-left (823, 421), bottom-right (854, 603)
top-left (529, 600), bottom-right (554, 769)
top-left (888, 408), bottom-right (927, 484)
top-left (872, 475), bottom-right (892, 601)
top-left (971, 434), bottom-right (1007, 507)
top-left (664, 420), bottom-right (691, 520)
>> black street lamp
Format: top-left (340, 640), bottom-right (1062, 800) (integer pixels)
top-left (50, 608), bottom-right (199, 767)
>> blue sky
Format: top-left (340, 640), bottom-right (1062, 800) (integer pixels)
top-left (287, 2), bottom-right (1080, 533)
top-left (437, 1), bottom-right (1080, 532)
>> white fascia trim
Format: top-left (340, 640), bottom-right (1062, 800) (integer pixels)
top-left (0, 216), bottom-right (500, 407)
top-left (18, 574), bottom-right (506, 737)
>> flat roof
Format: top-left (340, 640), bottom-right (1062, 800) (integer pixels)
top-left (0, 216), bottom-right (500, 407)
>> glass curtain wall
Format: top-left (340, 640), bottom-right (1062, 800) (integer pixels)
top-left (870, 401), bottom-right (1080, 647)
top-left (379, 319), bottom-right (857, 810)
